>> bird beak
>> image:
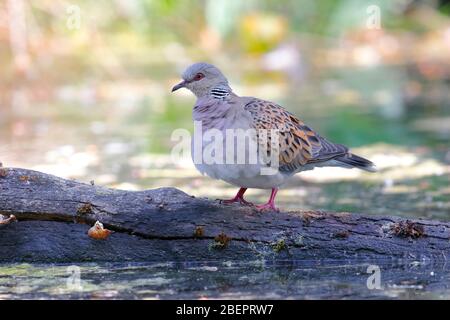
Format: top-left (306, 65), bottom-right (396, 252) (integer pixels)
top-left (171, 80), bottom-right (187, 92)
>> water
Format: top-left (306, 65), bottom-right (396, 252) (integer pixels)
top-left (1, 260), bottom-right (449, 300)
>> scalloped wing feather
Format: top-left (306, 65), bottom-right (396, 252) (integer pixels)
top-left (244, 99), bottom-right (348, 173)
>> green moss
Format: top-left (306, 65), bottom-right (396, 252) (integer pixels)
top-left (271, 238), bottom-right (287, 253)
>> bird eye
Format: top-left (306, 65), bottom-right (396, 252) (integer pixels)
top-left (193, 73), bottom-right (204, 81)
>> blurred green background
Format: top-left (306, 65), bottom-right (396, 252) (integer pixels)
top-left (1, 0), bottom-right (449, 219)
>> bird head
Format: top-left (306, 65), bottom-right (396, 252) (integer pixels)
top-left (171, 63), bottom-right (229, 98)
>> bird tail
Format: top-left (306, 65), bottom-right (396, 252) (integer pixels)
top-left (335, 153), bottom-right (377, 172)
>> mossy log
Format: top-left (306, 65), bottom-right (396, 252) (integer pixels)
top-left (0, 167), bottom-right (449, 263)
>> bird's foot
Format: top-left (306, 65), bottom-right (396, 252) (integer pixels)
top-left (218, 197), bottom-right (254, 207)
top-left (255, 203), bottom-right (280, 212)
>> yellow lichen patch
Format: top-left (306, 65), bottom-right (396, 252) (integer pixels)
top-left (333, 212), bottom-right (352, 217)
top-left (193, 226), bottom-right (204, 238)
top-left (390, 220), bottom-right (425, 239)
top-left (0, 168), bottom-right (7, 178)
top-left (19, 175), bottom-right (37, 183)
top-left (301, 211), bottom-right (323, 219)
top-left (271, 238), bottom-right (287, 252)
top-left (301, 211), bottom-right (324, 224)
top-left (77, 203), bottom-right (93, 215)
top-left (213, 232), bottom-right (231, 249)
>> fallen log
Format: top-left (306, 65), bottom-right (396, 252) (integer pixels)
top-left (0, 167), bottom-right (449, 263)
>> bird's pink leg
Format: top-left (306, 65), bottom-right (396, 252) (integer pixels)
top-left (219, 188), bottom-right (254, 206)
top-left (256, 188), bottom-right (279, 212)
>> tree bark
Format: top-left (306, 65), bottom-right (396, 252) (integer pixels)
top-left (0, 167), bottom-right (449, 263)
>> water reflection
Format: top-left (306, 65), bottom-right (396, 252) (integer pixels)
top-left (1, 260), bottom-right (449, 299)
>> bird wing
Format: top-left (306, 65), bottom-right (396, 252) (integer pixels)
top-left (243, 98), bottom-right (348, 172)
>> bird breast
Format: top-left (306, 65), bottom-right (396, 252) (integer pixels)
top-left (191, 98), bottom-right (289, 188)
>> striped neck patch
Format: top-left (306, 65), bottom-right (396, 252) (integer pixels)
top-left (210, 86), bottom-right (230, 99)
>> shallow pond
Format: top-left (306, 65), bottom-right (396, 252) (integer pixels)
top-left (1, 260), bottom-right (449, 300)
